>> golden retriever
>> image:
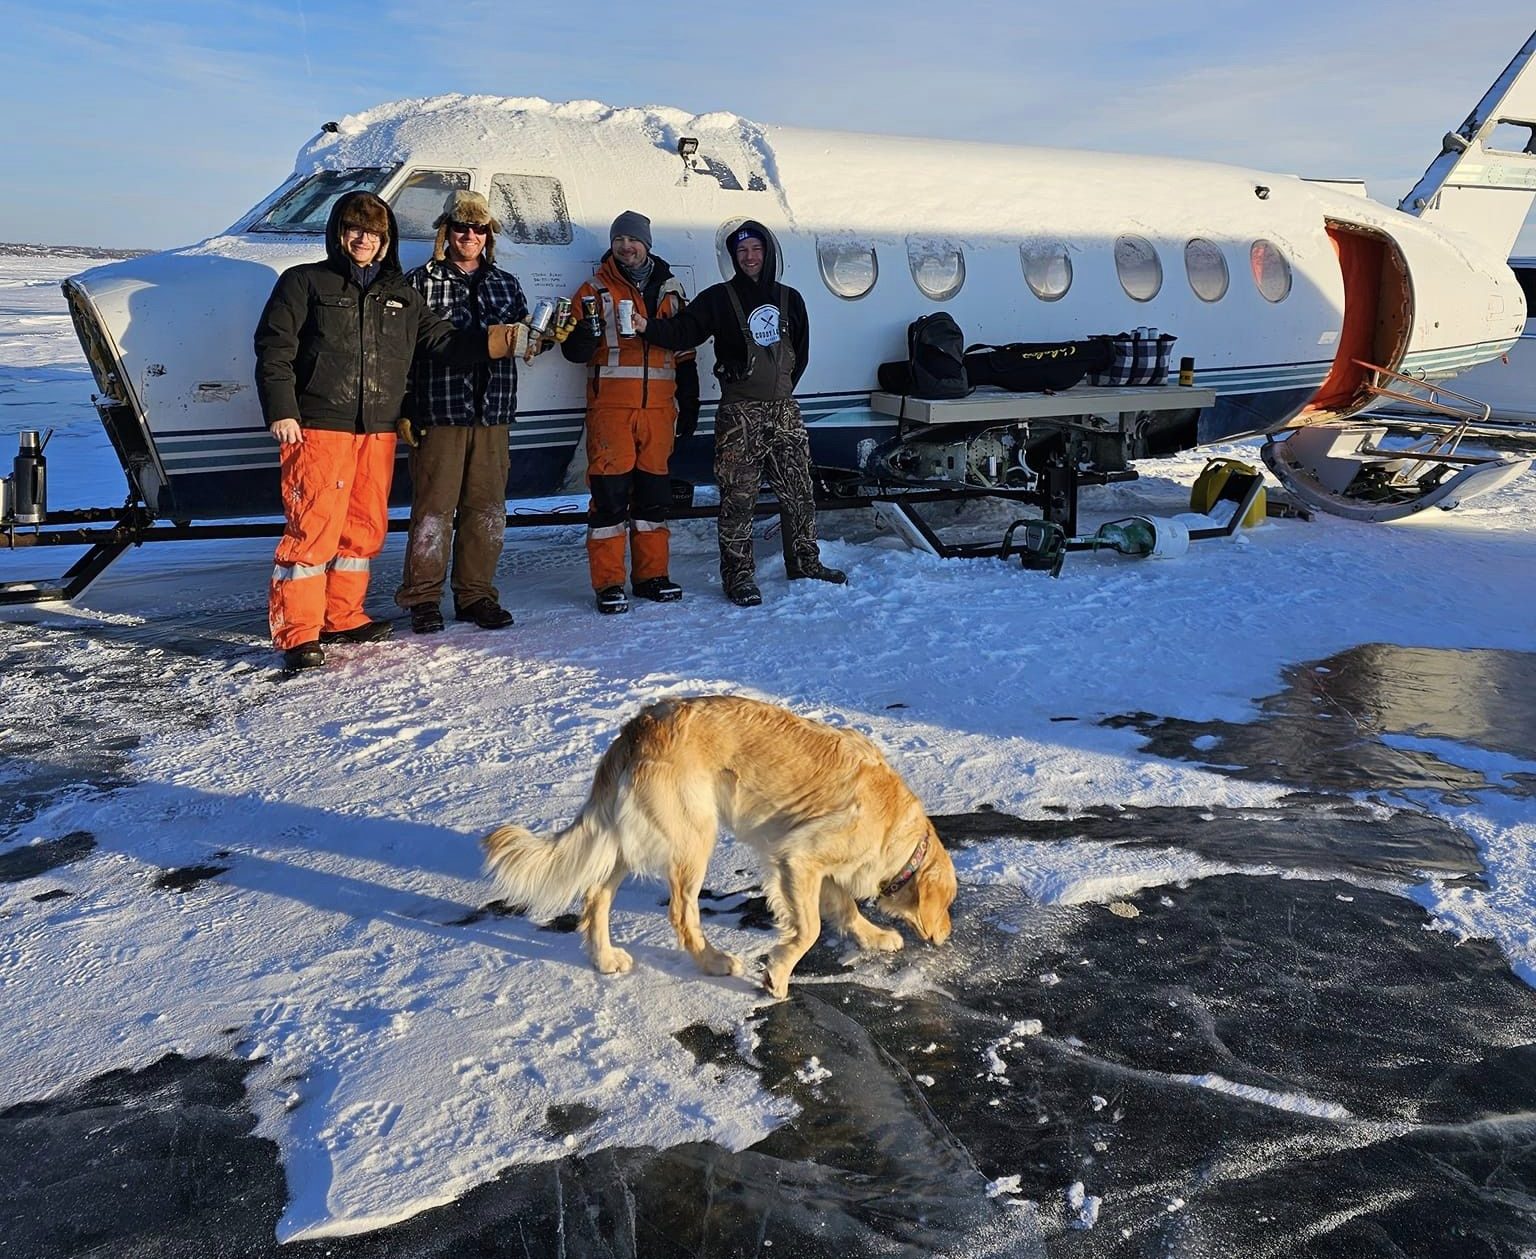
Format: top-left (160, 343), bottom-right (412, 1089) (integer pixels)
top-left (482, 696), bottom-right (956, 997)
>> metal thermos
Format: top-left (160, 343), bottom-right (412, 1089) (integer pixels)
top-left (581, 296), bottom-right (601, 337)
top-left (528, 298), bottom-right (555, 335)
top-left (12, 429), bottom-right (47, 525)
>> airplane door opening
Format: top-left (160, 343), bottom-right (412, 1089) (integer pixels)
top-left (1301, 223), bottom-right (1412, 419)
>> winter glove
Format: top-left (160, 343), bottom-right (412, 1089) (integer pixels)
top-left (551, 313), bottom-right (579, 344)
top-left (487, 324), bottom-right (517, 360)
top-left (675, 401), bottom-right (699, 441)
top-left (396, 417), bottom-right (419, 447)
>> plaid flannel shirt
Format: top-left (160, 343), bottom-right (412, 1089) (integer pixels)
top-left (405, 259), bottom-right (528, 427)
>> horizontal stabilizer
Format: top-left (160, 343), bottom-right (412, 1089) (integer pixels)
top-left (1400, 31), bottom-right (1536, 258)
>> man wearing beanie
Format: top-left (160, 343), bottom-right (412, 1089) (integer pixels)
top-left (255, 190), bottom-right (520, 671)
top-left (635, 219), bottom-right (845, 606)
top-left (394, 190), bottom-right (529, 634)
top-left (560, 210), bottom-right (699, 614)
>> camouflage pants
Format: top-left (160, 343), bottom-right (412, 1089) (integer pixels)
top-left (713, 398), bottom-right (820, 586)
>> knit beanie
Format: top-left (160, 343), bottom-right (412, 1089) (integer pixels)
top-left (609, 210), bottom-right (652, 250)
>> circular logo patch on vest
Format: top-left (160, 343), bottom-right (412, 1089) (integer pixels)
top-left (747, 305), bottom-right (780, 346)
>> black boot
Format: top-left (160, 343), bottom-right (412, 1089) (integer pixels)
top-left (787, 561), bottom-right (847, 585)
top-left (633, 575), bottom-right (683, 603)
top-left (725, 580), bottom-right (762, 607)
top-left (320, 619), bottom-right (393, 644)
top-left (455, 599), bottom-right (514, 630)
top-left (281, 641), bottom-right (325, 671)
top-left (409, 604), bottom-right (445, 635)
top-left (596, 585), bottom-right (630, 615)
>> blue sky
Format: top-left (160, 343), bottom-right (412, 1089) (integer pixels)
top-left (1, 2), bottom-right (1533, 251)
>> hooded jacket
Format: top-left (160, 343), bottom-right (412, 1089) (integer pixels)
top-left (254, 194), bottom-right (491, 433)
top-left (561, 251), bottom-right (699, 416)
top-left (638, 220), bottom-right (809, 402)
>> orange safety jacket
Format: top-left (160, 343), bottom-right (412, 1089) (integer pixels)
top-left (572, 256), bottom-right (695, 411)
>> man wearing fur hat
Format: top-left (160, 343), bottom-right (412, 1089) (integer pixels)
top-left (394, 190), bottom-right (529, 634)
top-left (635, 220), bottom-right (844, 607)
top-left (560, 210), bottom-right (699, 615)
top-left (255, 190), bottom-right (519, 671)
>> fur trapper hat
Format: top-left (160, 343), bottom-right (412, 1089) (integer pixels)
top-left (432, 190), bottom-right (500, 263)
top-left (336, 191), bottom-right (391, 240)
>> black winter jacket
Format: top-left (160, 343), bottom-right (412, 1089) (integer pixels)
top-left (254, 198), bottom-right (490, 433)
top-left (639, 221), bottom-right (809, 396)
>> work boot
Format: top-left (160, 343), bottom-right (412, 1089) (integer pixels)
top-left (725, 580), bottom-right (762, 608)
top-left (633, 575), bottom-right (683, 603)
top-left (410, 604), bottom-right (446, 635)
top-left (787, 561), bottom-right (847, 585)
top-left (320, 619), bottom-right (393, 645)
top-left (282, 641), bottom-right (325, 671)
top-left (455, 598), bottom-right (514, 630)
top-left (596, 585), bottom-right (630, 615)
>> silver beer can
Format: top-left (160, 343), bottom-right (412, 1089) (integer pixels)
top-left (529, 298), bottom-right (555, 334)
top-left (617, 299), bottom-right (635, 336)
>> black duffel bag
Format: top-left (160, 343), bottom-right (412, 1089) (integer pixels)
top-left (963, 339), bottom-right (1113, 392)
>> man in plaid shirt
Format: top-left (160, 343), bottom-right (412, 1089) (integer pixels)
top-left (395, 190), bottom-right (529, 633)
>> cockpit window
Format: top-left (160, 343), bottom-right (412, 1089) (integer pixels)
top-left (390, 170), bottom-right (472, 238)
top-left (488, 174), bottom-right (573, 245)
top-left (252, 169), bottom-right (389, 233)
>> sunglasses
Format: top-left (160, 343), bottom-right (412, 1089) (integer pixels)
top-left (448, 220), bottom-right (490, 236)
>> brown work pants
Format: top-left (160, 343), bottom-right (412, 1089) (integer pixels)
top-left (394, 425), bottom-right (510, 612)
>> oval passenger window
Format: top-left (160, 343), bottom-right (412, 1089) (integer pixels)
top-left (1250, 239), bottom-right (1292, 302)
top-left (1115, 235), bottom-right (1162, 302)
top-left (817, 241), bottom-right (878, 299)
top-left (908, 238), bottom-right (965, 301)
top-left (1184, 238), bottom-right (1229, 302)
top-left (1021, 241), bottom-right (1072, 301)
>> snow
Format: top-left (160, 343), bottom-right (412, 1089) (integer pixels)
top-left (3, 250), bottom-right (1536, 1240)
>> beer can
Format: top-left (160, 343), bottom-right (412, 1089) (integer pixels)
top-left (529, 298), bottom-right (555, 334)
top-left (554, 297), bottom-right (572, 326)
top-left (581, 295), bottom-right (601, 335)
top-left (617, 299), bottom-right (635, 336)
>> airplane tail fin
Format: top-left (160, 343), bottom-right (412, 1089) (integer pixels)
top-left (1400, 31), bottom-right (1536, 259)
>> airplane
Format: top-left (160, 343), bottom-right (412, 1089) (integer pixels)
top-left (39, 29), bottom-right (1536, 586)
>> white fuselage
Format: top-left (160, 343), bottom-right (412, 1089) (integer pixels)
top-left (63, 96), bottom-right (1528, 521)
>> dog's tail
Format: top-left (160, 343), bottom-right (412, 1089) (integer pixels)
top-left (481, 720), bottom-right (639, 919)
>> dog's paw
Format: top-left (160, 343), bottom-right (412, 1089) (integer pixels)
top-left (760, 967), bottom-right (790, 1000)
top-left (700, 948), bottom-right (744, 977)
top-left (868, 927), bottom-right (905, 953)
top-left (593, 947), bottom-right (634, 975)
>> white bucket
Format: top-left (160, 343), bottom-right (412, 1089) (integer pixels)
top-left (1134, 515), bottom-right (1189, 559)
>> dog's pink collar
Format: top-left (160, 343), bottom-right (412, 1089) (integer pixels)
top-left (879, 833), bottom-right (929, 898)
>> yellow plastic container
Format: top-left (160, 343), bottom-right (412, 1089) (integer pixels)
top-left (1191, 457), bottom-right (1267, 528)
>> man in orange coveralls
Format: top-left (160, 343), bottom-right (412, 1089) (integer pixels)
top-left (560, 210), bottom-right (699, 614)
top-left (254, 190), bottom-right (518, 671)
